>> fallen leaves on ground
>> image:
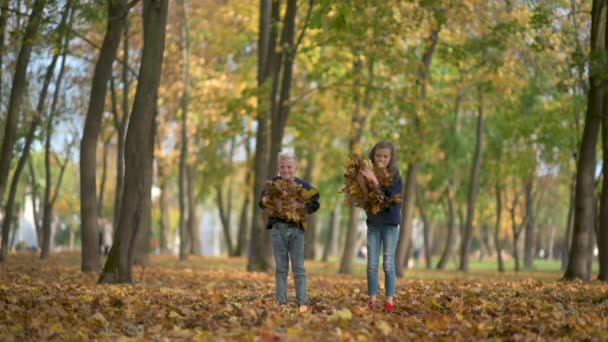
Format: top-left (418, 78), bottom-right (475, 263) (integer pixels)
top-left (0, 253), bottom-right (607, 341)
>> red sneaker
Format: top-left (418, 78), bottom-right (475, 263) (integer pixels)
top-left (384, 302), bottom-right (395, 312)
top-left (368, 300), bottom-right (377, 309)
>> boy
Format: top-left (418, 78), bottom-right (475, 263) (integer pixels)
top-left (259, 151), bottom-right (320, 311)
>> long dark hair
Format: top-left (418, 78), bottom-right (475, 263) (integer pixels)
top-left (368, 141), bottom-right (398, 177)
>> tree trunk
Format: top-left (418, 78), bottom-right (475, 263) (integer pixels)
top-left (112, 17), bottom-right (130, 232)
top-left (267, 0), bottom-right (299, 175)
top-left (564, 0), bottom-right (606, 281)
top-left (322, 203), bottom-right (338, 262)
top-left (186, 166), bottom-right (200, 255)
top-left (134, 211), bottom-right (151, 266)
top-left (416, 183), bottom-right (432, 269)
top-left (459, 86), bottom-right (484, 272)
top-left (0, 0), bottom-right (46, 208)
top-left (436, 190), bottom-right (456, 269)
top-left (0, 0), bottom-right (10, 101)
top-left (340, 56), bottom-right (374, 274)
top-left (396, 164), bottom-right (419, 276)
top-left (177, 0), bottom-right (191, 261)
top-left (599, 28), bottom-right (608, 280)
top-left (436, 90), bottom-right (463, 270)
top-left (523, 179), bottom-right (536, 269)
top-left (98, 134), bottom-right (111, 218)
top-left (135, 97), bottom-right (158, 267)
top-left (396, 26), bottom-right (440, 276)
top-left (548, 224), bottom-right (555, 260)
top-left (158, 163), bottom-right (168, 254)
top-left (304, 150), bottom-right (317, 260)
top-left (236, 192), bottom-right (250, 257)
top-left (562, 175), bottom-right (576, 270)
top-left (248, 0), bottom-right (280, 272)
top-left (99, 0), bottom-right (168, 284)
top-left (217, 185), bottom-right (234, 255)
top-left (28, 160), bottom-right (42, 243)
top-left (510, 191), bottom-right (526, 273)
top-left (339, 204), bottom-right (359, 274)
top-left (494, 181), bottom-right (505, 272)
top-left (40, 19), bottom-right (72, 259)
top-left (236, 190), bottom-right (250, 257)
top-left (81, 0), bottom-right (128, 272)
top-left (235, 132), bottom-right (253, 257)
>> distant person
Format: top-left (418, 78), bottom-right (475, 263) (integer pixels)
top-left (259, 151), bottom-right (320, 312)
top-left (98, 218), bottom-right (113, 256)
top-left (360, 141), bottom-right (403, 312)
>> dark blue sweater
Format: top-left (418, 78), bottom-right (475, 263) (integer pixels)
top-left (365, 171), bottom-right (403, 226)
top-left (259, 176), bottom-right (321, 229)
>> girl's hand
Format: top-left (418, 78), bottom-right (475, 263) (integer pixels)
top-left (361, 169), bottom-right (379, 186)
top-left (289, 200), bottom-right (305, 211)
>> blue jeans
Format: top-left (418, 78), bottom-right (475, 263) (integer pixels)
top-left (367, 224), bottom-right (399, 297)
top-left (271, 222), bottom-right (308, 305)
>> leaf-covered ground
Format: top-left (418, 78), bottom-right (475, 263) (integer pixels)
top-left (1, 253), bottom-right (607, 341)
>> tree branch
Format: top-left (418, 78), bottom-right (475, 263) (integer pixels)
top-left (294, 0), bottom-right (314, 53)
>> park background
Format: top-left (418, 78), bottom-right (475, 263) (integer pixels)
top-left (0, 0), bottom-right (607, 340)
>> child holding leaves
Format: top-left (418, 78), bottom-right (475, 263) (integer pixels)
top-left (343, 141), bottom-right (403, 312)
top-left (259, 151), bottom-right (320, 311)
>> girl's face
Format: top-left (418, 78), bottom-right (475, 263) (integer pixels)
top-left (373, 148), bottom-right (391, 168)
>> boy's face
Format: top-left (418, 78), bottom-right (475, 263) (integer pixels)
top-left (373, 148), bottom-right (391, 168)
top-left (278, 158), bottom-right (298, 180)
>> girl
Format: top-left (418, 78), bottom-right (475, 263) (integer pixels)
top-left (360, 141), bottom-right (403, 312)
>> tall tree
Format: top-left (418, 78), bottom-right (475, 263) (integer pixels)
top-left (217, 183), bottom-right (235, 255)
top-left (599, 0), bottom-right (608, 282)
top-left (0, 0), bottom-right (11, 101)
top-left (523, 179), bottom-right (536, 269)
top-left (40, 6), bottom-right (74, 259)
top-left (459, 85), bottom-right (485, 272)
top-left (157, 161), bottom-right (169, 254)
top-left (80, 0), bottom-right (129, 272)
top-left (339, 57), bottom-right (371, 275)
top-left (248, 0), bottom-right (280, 271)
top-left (0, 1), bottom-right (71, 261)
top-left (112, 15), bottom-right (131, 232)
top-left (303, 150), bottom-right (318, 260)
top-left (494, 179), bottom-right (505, 272)
top-left (564, 0), bottom-right (606, 281)
top-left (178, 0), bottom-right (190, 261)
top-left (235, 133), bottom-right (253, 257)
top-left (99, 0), bottom-right (168, 284)
top-left (0, 0), bottom-right (47, 207)
top-left (396, 24), bottom-right (441, 277)
top-left (186, 165), bottom-right (200, 255)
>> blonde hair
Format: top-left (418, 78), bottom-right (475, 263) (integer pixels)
top-left (277, 151), bottom-right (298, 164)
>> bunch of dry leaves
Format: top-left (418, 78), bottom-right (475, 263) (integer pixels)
top-left (342, 154), bottom-right (401, 214)
top-left (262, 179), bottom-right (318, 228)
